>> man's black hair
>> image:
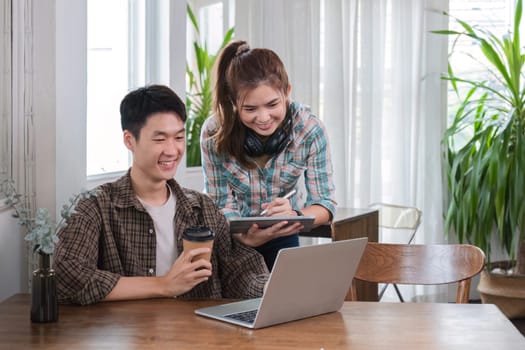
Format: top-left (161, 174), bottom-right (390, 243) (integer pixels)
top-left (120, 84), bottom-right (187, 139)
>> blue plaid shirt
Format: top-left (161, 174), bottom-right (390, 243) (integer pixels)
top-left (201, 101), bottom-right (336, 220)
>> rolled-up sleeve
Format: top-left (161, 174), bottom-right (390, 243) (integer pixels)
top-left (201, 119), bottom-right (242, 218)
top-left (54, 199), bottom-right (120, 305)
top-left (304, 120), bottom-right (337, 218)
top-left (216, 219), bottom-right (269, 298)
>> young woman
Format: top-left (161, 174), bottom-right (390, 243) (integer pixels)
top-left (201, 40), bottom-right (337, 270)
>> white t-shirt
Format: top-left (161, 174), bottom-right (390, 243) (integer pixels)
top-left (138, 187), bottom-right (177, 276)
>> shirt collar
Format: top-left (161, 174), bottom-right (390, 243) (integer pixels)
top-left (111, 169), bottom-right (202, 221)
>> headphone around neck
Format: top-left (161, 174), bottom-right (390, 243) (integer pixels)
top-left (244, 110), bottom-right (293, 157)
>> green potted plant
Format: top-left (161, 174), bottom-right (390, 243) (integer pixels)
top-left (185, 4), bottom-right (234, 167)
top-left (435, 0), bottom-right (525, 317)
top-left (1, 179), bottom-right (97, 322)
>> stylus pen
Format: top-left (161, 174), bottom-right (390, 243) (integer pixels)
top-left (260, 189), bottom-right (297, 216)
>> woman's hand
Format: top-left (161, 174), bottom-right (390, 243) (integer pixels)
top-left (260, 196), bottom-right (295, 217)
top-left (233, 220), bottom-right (304, 247)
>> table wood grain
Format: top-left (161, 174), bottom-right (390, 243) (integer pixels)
top-left (0, 294), bottom-right (523, 349)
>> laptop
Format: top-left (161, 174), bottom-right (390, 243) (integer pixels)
top-left (195, 237), bottom-right (367, 329)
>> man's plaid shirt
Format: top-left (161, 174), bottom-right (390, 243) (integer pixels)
top-left (53, 171), bottom-right (269, 305)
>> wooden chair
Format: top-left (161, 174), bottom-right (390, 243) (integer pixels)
top-left (368, 203), bottom-right (422, 301)
top-left (349, 242), bottom-right (485, 303)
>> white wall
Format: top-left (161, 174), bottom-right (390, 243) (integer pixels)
top-left (0, 0), bottom-right (30, 302)
top-left (35, 0), bottom-right (59, 223)
top-left (53, 0), bottom-right (87, 213)
top-left (0, 210), bottom-right (27, 302)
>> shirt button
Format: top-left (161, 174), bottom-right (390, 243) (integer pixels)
top-left (148, 228), bottom-right (154, 234)
top-left (148, 268), bottom-right (154, 275)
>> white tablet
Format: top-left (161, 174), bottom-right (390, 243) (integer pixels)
top-left (228, 216), bottom-right (316, 233)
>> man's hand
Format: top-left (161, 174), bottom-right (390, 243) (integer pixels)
top-left (103, 247), bottom-right (213, 302)
top-left (160, 247), bottom-right (212, 297)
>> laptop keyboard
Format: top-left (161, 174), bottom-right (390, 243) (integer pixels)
top-left (224, 309), bottom-right (258, 323)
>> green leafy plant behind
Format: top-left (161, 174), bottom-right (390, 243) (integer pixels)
top-left (1, 180), bottom-right (98, 255)
top-left (434, 0), bottom-right (525, 273)
top-left (186, 4), bottom-right (234, 167)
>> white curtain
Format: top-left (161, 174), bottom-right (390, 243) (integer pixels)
top-left (235, 0), bottom-right (320, 113)
top-left (323, 0), bottom-right (448, 237)
top-left (236, 0), bottom-right (451, 302)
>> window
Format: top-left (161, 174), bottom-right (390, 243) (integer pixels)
top-left (86, 0), bottom-right (169, 178)
top-left (87, 0), bottom-right (230, 179)
top-left (190, 1), bottom-right (227, 54)
top-left (446, 0), bottom-right (513, 130)
top-left (87, 0), bottom-right (130, 177)
top-left (185, 0), bottom-right (231, 168)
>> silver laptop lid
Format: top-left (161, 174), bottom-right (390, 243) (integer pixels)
top-left (195, 238), bottom-right (367, 329)
top-left (252, 237), bottom-right (367, 328)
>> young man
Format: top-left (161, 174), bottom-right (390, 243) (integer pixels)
top-left (54, 85), bottom-right (269, 305)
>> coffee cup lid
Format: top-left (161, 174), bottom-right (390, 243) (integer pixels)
top-left (182, 226), bottom-right (215, 242)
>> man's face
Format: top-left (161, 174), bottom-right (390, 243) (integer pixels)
top-left (124, 112), bottom-right (185, 184)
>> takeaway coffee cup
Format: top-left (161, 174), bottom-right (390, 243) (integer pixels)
top-left (182, 226), bottom-right (215, 262)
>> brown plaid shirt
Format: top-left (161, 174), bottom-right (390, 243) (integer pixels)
top-left (53, 171), bottom-right (269, 305)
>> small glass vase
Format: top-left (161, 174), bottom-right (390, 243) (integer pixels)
top-left (30, 253), bottom-right (58, 323)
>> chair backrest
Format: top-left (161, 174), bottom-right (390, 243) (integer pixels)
top-left (349, 242), bottom-right (485, 303)
top-left (368, 203), bottom-right (422, 244)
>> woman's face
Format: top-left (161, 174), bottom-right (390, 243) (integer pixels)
top-left (237, 84), bottom-right (288, 139)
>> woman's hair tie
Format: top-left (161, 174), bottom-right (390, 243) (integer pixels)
top-left (235, 43), bottom-right (250, 57)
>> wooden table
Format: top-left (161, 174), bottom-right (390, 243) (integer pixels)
top-left (1, 294), bottom-right (523, 349)
top-left (305, 207), bottom-right (379, 301)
